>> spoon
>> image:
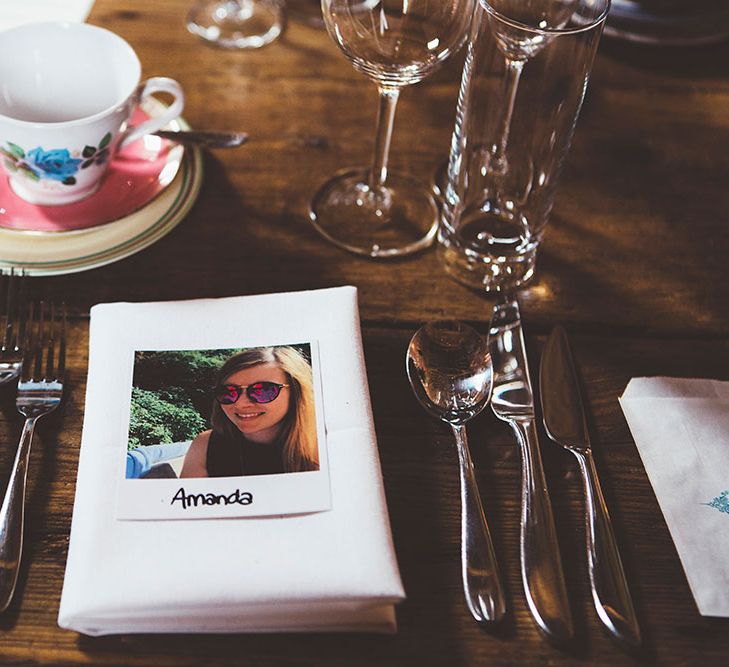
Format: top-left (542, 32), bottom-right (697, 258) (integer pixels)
top-left (152, 129), bottom-right (249, 148)
top-left (406, 320), bottom-right (506, 624)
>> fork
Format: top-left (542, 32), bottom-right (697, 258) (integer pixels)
top-left (0, 269), bottom-right (26, 386)
top-left (0, 301), bottom-right (65, 612)
top-left (488, 298), bottom-right (573, 643)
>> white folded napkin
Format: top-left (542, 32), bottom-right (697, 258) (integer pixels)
top-left (620, 377), bottom-right (729, 617)
top-left (0, 0), bottom-right (95, 31)
top-left (58, 286), bottom-right (405, 635)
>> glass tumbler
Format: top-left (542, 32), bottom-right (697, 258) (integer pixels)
top-left (438, 0), bottom-right (609, 292)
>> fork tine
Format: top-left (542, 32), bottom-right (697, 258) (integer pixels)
top-left (18, 301), bottom-right (28, 381)
top-left (20, 296), bottom-right (32, 355)
top-left (46, 303), bottom-right (57, 379)
top-left (33, 301), bottom-right (46, 380)
top-left (16, 300), bottom-right (64, 382)
top-left (14, 270), bottom-right (27, 354)
top-left (2, 269), bottom-right (16, 352)
top-left (21, 301), bottom-right (38, 382)
top-left (57, 303), bottom-right (66, 379)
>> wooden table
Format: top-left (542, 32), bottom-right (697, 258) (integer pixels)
top-left (2, 0), bottom-right (729, 663)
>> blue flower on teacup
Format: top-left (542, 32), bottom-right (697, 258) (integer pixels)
top-left (0, 132), bottom-right (112, 187)
top-left (25, 147), bottom-right (82, 184)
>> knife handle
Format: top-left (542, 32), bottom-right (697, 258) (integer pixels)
top-left (510, 419), bottom-right (573, 644)
top-left (452, 425), bottom-right (506, 624)
top-left (576, 449), bottom-right (641, 649)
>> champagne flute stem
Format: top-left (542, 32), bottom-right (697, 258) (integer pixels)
top-left (491, 59), bottom-right (524, 173)
top-left (368, 87), bottom-right (400, 191)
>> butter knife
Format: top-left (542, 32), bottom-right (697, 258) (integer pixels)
top-left (489, 298), bottom-right (573, 644)
top-left (540, 325), bottom-right (641, 649)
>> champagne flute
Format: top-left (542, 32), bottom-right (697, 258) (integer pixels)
top-left (310, 0), bottom-right (476, 258)
top-left (432, 0), bottom-right (577, 198)
top-left (187, 0), bottom-right (285, 49)
top-left (478, 0), bottom-right (577, 185)
top-left (438, 0), bottom-right (608, 291)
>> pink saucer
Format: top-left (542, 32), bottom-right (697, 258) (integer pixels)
top-left (0, 109), bottom-right (182, 233)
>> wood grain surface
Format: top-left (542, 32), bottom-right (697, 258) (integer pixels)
top-left (1, 0), bottom-right (729, 664)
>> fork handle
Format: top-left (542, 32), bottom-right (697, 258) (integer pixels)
top-left (510, 418), bottom-right (573, 644)
top-left (0, 416), bottom-right (38, 612)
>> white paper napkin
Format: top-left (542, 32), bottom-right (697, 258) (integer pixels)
top-left (58, 286), bottom-right (405, 635)
top-left (620, 377), bottom-right (729, 617)
top-left (0, 0), bottom-right (95, 31)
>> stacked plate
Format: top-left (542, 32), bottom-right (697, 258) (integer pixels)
top-left (0, 100), bottom-right (203, 276)
top-left (606, 0), bottom-right (729, 46)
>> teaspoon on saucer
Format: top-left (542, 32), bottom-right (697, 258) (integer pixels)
top-left (406, 320), bottom-right (506, 624)
top-left (152, 129), bottom-right (248, 148)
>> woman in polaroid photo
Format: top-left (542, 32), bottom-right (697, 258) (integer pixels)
top-left (181, 346), bottom-right (319, 477)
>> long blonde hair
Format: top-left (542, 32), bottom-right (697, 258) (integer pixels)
top-left (211, 346), bottom-right (319, 472)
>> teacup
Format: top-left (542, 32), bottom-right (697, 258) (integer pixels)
top-left (0, 21), bottom-right (184, 206)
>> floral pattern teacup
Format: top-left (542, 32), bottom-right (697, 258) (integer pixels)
top-left (0, 22), bottom-right (184, 207)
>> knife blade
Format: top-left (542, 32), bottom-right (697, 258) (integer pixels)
top-left (488, 298), bottom-right (573, 644)
top-left (540, 325), bottom-right (641, 649)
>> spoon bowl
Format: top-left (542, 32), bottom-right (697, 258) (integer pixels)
top-left (406, 320), bottom-right (506, 624)
top-left (407, 320), bottom-right (493, 425)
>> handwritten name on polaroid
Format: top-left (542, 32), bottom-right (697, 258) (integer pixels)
top-left (171, 487), bottom-right (253, 510)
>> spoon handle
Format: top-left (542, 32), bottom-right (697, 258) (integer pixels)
top-left (152, 130), bottom-right (249, 148)
top-left (510, 419), bottom-right (573, 643)
top-left (451, 424), bottom-right (506, 624)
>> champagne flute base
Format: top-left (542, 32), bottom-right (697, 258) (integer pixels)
top-left (186, 0), bottom-right (284, 49)
top-left (309, 168), bottom-right (438, 258)
top-left (437, 240), bottom-right (537, 292)
top-left (437, 203), bottom-right (539, 292)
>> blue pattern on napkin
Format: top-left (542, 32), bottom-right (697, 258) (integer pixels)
top-left (705, 490), bottom-right (729, 515)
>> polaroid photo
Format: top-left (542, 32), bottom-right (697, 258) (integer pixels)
top-left (116, 341), bottom-right (331, 520)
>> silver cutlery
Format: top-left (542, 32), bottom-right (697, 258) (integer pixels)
top-left (152, 129), bottom-right (249, 148)
top-left (488, 298), bottom-right (573, 643)
top-left (0, 302), bottom-right (66, 612)
top-left (540, 325), bottom-right (641, 649)
top-left (0, 269), bottom-right (26, 386)
top-left (407, 321), bottom-right (506, 624)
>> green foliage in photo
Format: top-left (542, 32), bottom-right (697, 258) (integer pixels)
top-left (127, 349), bottom-right (237, 450)
top-left (127, 387), bottom-right (207, 450)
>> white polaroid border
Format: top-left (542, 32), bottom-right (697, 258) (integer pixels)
top-left (116, 341), bottom-right (331, 520)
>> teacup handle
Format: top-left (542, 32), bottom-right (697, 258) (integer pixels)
top-left (120, 77), bottom-right (185, 148)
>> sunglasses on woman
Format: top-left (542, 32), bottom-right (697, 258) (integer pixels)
top-left (215, 381), bottom-right (289, 405)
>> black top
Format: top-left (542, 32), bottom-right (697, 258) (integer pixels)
top-left (206, 429), bottom-right (285, 477)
